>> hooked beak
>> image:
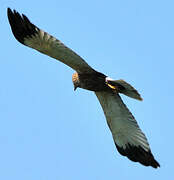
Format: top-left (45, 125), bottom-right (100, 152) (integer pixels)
top-left (74, 86), bottom-right (77, 91)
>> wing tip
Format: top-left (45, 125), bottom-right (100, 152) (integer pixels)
top-left (135, 95), bottom-right (143, 101)
top-left (7, 7), bottom-right (38, 45)
top-left (116, 143), bottom-right (160, 168)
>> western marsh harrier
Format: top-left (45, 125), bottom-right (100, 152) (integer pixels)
top-left (7, 8), bottom-right (160, 168)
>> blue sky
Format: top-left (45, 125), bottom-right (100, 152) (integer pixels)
top-left (1, 0), bottom-right (173, 179)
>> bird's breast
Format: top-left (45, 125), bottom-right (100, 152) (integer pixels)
top-left (78, 72), bottom-right (109, 92)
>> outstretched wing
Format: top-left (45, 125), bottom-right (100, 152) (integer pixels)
top-left (95, 91), bottom-right (160, 168)
top-left (7, 8), bottom-right (94, 73)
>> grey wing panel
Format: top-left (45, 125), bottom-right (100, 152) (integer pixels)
top-left (7, 8), bottom-right (95, 73)
top-left (95, 91), bottom-right (160, 168)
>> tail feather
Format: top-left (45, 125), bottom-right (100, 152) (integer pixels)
top-left (106, 79), bottom-right (143, 101)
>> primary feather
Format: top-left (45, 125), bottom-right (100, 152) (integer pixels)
top-left (7, 8), bottom-right (160, 168)
top-left (95, 91), bottom-right (160, 168)
top-left (7, 8), bottom-right (94, 73)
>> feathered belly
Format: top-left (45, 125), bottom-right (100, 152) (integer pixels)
top-left (79, 73), bottom-right (109, 92)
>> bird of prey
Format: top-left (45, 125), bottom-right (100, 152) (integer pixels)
top-left (7, 8), bottom-right (160, 168)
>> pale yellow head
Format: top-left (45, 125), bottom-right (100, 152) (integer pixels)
top-left (72, 72), bottom-right (80, 90)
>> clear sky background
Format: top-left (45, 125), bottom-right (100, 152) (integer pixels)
top-left (0, 0), bottom-right (173, 179)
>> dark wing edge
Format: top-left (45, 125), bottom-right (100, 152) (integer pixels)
top-left (7, 8), bottom-right (37, 45)
top-left (95, 91), bottom-right (160, 168)
top-left (116, 143), bottom-right (160, 168)
top-left (7, 8), bottom-right (95, 73)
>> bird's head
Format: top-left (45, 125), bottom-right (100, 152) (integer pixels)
top-left (72, 72), bottom-right (80, 91)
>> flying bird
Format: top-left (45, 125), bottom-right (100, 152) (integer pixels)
top-left (7, 8), bottom-right (160, 168)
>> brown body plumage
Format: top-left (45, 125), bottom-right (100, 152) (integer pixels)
top-left (7, 8), bottom-right (160, 168)
top-left (72, 71), bottom-right (109, 91)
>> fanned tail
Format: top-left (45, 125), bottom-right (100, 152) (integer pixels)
top-left (106, 79), bottom-right (143, 101)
